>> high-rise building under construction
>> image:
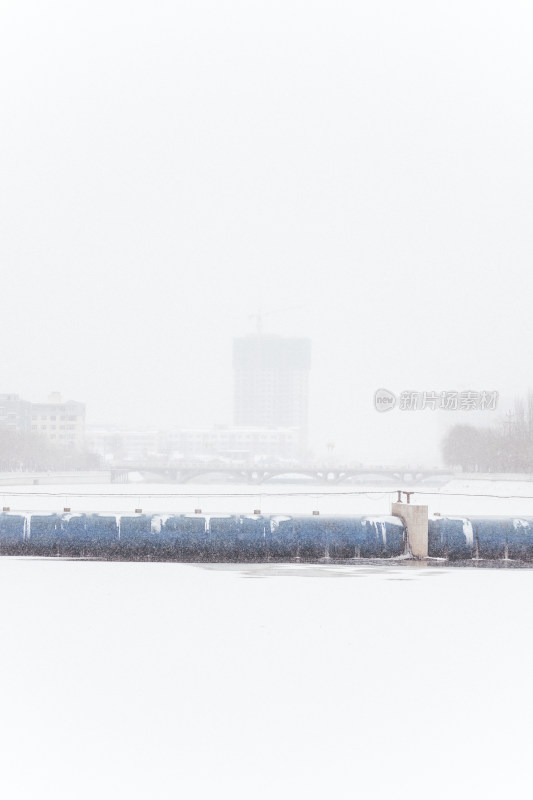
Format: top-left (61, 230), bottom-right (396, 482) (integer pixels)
top-left (232, 335), bottom-right (311, 456)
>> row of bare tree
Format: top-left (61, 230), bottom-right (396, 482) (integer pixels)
top-left (442, 394), bottom-right (533, 472)
top-left (0, 429), bottom-right (101, 472)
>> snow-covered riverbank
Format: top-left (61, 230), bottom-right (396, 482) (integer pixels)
top-left (2, 478), bottom-right (533, 517)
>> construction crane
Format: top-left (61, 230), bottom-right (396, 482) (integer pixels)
top-left (247, 305), bottom-right (304, 335)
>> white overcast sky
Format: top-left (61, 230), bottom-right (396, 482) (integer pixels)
top-left (1, 0), bottom-right (532, 463)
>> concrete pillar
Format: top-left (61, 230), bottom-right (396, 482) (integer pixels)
top-left (391, 502), bottom-right (428, 559)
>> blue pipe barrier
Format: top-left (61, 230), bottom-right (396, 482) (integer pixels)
top-left (428, 516), bottom-right (533, 561)
top-left (0, 512), bottom-right (406, 562)
top-left (428, 518), bottom-right (475, 560)
top-left (0, 513), bottom-right (25, 551)
top-left (165, 515), bottom-right (209, 560)
top-left (2, 512), bottom-right (532, 562)
top-left (507, 518), bottom-right (533, 560)
top-left (28, 514), bottom-right (62, 555)
top-left (239, 515), bottom-right (269, 560)
top-left (474, 518), bottom-right (511, 560)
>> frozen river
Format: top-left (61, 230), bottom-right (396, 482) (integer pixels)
top-left (0, 557), bottom-right (531, 799)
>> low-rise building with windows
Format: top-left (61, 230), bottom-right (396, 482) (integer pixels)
top-left (29, 393), bottom-right (85, 448)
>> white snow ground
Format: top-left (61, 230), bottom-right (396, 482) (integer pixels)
top-left (0, 557), bottom-right (532, 800)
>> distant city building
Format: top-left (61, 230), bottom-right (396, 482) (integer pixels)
top-left (232, 335), bottom-right (311, 454)
top-left (86, 424), bottom-right (299, 464)
top-left (29, 393), bottom-right (85, 448)
top-left (0, 392), bottom-right (85, 449)
top-left (160, 425), bottom-right (300, 462)
top-left (0, 394), bottom-right (32, 433)
top-left (86, 426), bottom-right (160, 462)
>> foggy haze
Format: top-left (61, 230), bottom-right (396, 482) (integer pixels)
top-left (1, 0), bottom-right (532, 465)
